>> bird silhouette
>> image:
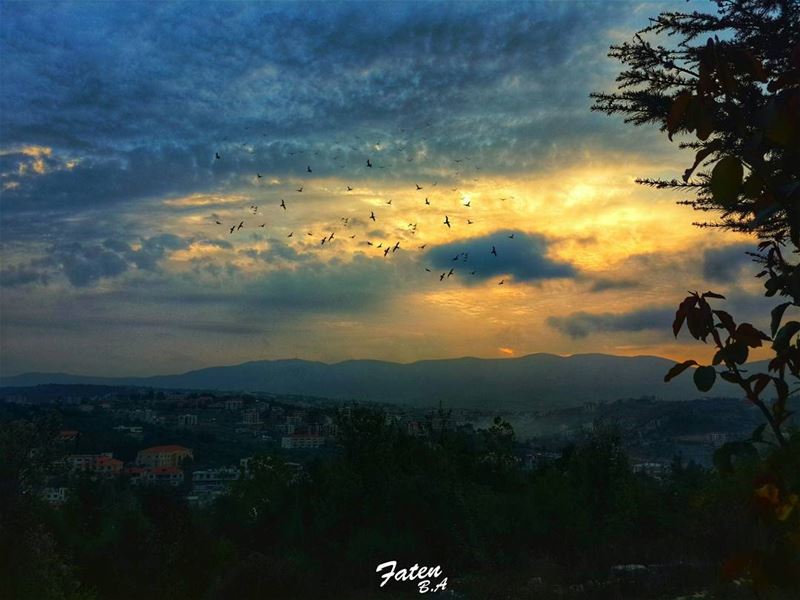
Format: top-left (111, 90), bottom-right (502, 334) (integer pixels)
top-left (416, 184), bottom-right (423, 190)
top-left (287, 232), bottom-right (293, 237)
top-left (384, 247), bottom-right (390, 257)
top-left (366, 159), bottom-right (372, 168)
top-left (237, 221), bottom-right (244, 230)
top-left (257, 173), bottom-right (263, 179)
top-left (229, 225), bottom-right (236, 234)
top-left (215, 220), bottom-right (222, 225)
top-left (386, 199), bottom-right (392, 205)
top-left (463, 200), bottom-right (471, 207)
top-left (215, 152), bottom-right (221, 160)
top-left (443, 215), bottom-right (451, 228)
top-left (440, 272), bottom-right (445, 281)
top-left (392, 242), bottom-right (400, 253)
top-left (508, 233), bottom-right (515, 239)
top-left (425, 198), bottom-right (430, 205)
top-left (370, 211), bottom-right (376, 221)
top-left (280, 199), bottom-right (286, 210)
top-left (307, 165), bottom-right (312, 173)
top-left (259, 223), bottom-right (265, 228)
top-left (467, 219), bottom-right (474, 224)
top-left (347, 186), bottom-right (353, 191)
top-left (447, 268), bottom-right (454, 278)
top-left (419, 244), bottom-right (427, 249)
top-left (498, 279), bottom-right (505, 285)
top-left (490, 246), bottom-right (497, 256)
top-left (296, 186), bottom-right (303, 192)
top-left (425, 267), bottom-right (432, 272)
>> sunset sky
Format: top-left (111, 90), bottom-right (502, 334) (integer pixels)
top-left (0, 1), bottom-right (772, 377)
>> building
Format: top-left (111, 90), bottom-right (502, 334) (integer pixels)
top-left (66, 452), bottom-right (113, 472)
top-left (124, 466), bottom-right (184, 486)
top-left (94, 455), bottom-right (123, 477)
top-left (42, 487), bottom-right (68, 505)
top-left (136, 445), bottom-right (193, 468)
top-left (177, 414), bottom-right (198, 428)
top-left (58, 430), bottom-right (79, 444)
top-left (224, 399), bottom-right (243, 411)
top-left (113, 425), bottom-right (143, 438)
top-left (281, 433), bottom-right (325, 449)
top-left (241, 409), bottom-right (261, 425)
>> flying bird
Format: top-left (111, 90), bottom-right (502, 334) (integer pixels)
top-left (443, 215), bottom-right (451, 228)
top-left (237, 221), bottom-right (244, 230)
top-left (392, 242), bottom-right (400, 253)
top-left (215, 152), bottom-right (221, 160)
top-left (384, 247), bottom-right (390, 256)
top-left (257, 173), bottom-right (263, 179)
top-left (229, 225), bottom-right (236, 234)
top-left (508, 233), bottom-right (515, 239)
top-left (416, 184), bottom-right (423, 190)
top-left (425, 198), bottom-right (430, 205)
top-left (280, 199), bottom-right (286, 210)
top-left (215, 220), bottom-right (222, 225)
top-left (307, 165), bottom-right (312, 173)
top-left (467, 219), bottom-right (474, 225)
top-left (370, 211), bottom-right (376, 221)
top-left (296, 186), bottom-right (303, 192)
top-left (440, 272), bottom-right (446, 281)
top-left (287, 232), bottom-right (293, 237)
top-left (259, 223), bottom-right (266, 228)
top-left (463, 200), bottom-right (471, 207)
top-left (498, 279), bottom-right (505, 285)
top-left (491, 246), bottom-right (497, 256)
top-left (347, 186), bottom-right (353, 191)
top-left (366, 159), bottom-right (372, 168)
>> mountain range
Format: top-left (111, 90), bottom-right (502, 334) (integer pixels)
top-left (0, 353), bottom-right (751, 411)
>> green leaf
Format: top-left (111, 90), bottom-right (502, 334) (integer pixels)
top-left (770, 302), bottom-right (792, 337)
top-left (693, 365), bottom-right (716, 392)
top-left (710, 156), bottom-right (743, 207)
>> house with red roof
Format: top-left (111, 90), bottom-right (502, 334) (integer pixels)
top-left (136, 445), bottom-right (193, 468)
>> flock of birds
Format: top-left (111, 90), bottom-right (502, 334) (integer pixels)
top-left (209, 128), bottom-right (517, 286)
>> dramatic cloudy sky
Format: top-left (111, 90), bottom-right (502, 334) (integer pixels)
top-left (0, 1), bottom-right (772, 376)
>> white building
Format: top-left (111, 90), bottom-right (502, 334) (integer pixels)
top-left (281, 433), bottom-right (325, 449)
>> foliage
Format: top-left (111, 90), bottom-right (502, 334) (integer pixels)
top-left (592, 0), bottom-right (799, 593)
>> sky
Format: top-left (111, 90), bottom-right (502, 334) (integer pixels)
top-left (0, 1), bottom-right (774, 377)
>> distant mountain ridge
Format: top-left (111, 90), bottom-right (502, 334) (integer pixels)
top-left (0, 353), bottom-right (749, 410)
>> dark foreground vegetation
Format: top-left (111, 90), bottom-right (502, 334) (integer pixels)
top-left (2, 406), bottom-right (798, 599)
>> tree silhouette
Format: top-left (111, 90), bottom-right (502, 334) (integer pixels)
top-left (592, 0), bottom-right (799, 591)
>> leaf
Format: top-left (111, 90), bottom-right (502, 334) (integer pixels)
top-left (770, 302), bottom-right (792, 337)
top-left (694, 365), bottom-right (716, 392)
top-left (713, 310), bottom-right (736, 335)
top-left (702, 291), bottom-right (726, 299)
top-left (735, 323), bottom-right (770, 348)
top-left (667, 93), bottom-right (692, 141)
top-left (664, 360), bottom-right (697, 382)
top-left (683, 141), bottom-right (721, 182)
top-left (773, 321), bottom-right (800, 354)
top-left (710, 156), bottom-right (743, 207)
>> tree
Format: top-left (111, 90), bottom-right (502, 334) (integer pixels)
top-left (592, 0), bottom-right (799, 592)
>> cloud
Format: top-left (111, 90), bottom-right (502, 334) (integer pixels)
top-left (547, 306), bottom-right (674, 339)
top-left (702, 243), bottom-right (757, 283)
top-left (424, 230), bottom-right (576, 282)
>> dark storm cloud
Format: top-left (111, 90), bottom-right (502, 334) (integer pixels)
top-left (425, 231), bottom-right (576, 282)
top-left (701, 243), bottom-right (757, 283)
top-left (547, 307), bottom-right (675, 339)
top-left (38, 234), bottom-right (193, 287)
top-left (0, 1), bottom-right (660, 224)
